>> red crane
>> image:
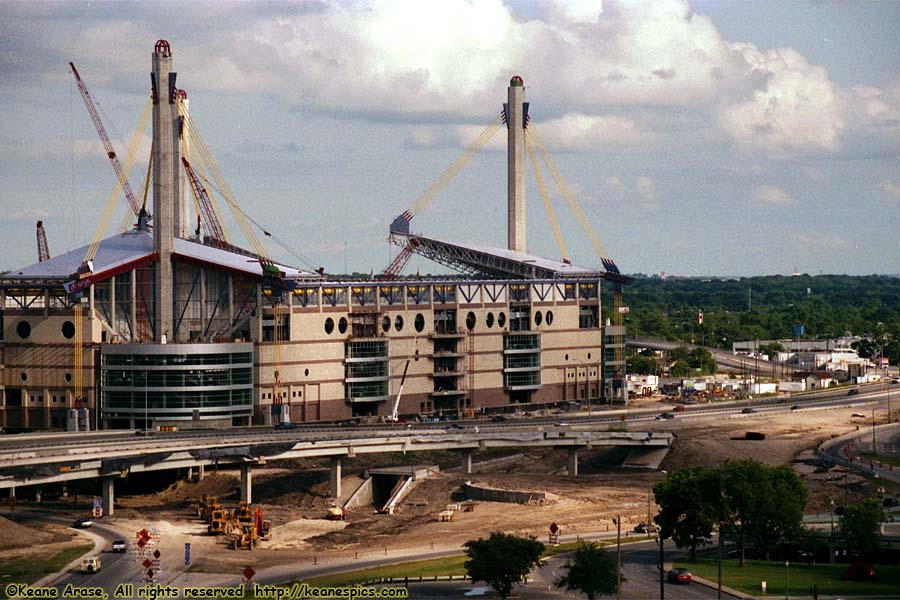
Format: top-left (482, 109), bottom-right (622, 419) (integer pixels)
top-left (181, 157), bottom-right (227, 247)
top-left (69, 62), bottom-right (141, 218)
top-left (36, 220), bottom-right (50, 262)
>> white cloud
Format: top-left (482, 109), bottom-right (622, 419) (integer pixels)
top-left (1, 208), bottom-right (51, 223)
top-left (607, 176), bottom-right (626, 192)
top-left (717, 45), bottom-right (842, 153)
top-left (792, 233), bottom-right (848, 250)
top-left (753, 184), bottom-right (796, 205)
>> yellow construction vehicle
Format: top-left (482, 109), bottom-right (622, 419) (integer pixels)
top-left (325, 504), bottom-right (347, 521)
top-left (234, 501), bottom-right (252, 524)
top-left (200, 496), bottom-right (221, 522)
top-left (230, 524), bottom-right (258, 550)
top-left (207, 508), bottom-right (233, 535)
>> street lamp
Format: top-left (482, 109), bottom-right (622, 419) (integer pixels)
top-left (785, 561), bottom-right (790, 600)
top-left (829, 499), bottom-right (835, 564)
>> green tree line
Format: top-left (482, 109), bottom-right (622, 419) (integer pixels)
top-left (607, 275), bottom-right (900, 363)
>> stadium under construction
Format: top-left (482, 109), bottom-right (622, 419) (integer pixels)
top-left (0, 41), bottom-right (629, 431)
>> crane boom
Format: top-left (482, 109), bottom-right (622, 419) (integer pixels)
top-left (69, 62), bottom-right (141, 218)
top-left (182, 157), bottom-right (227, 246)
top-left (36, 220), bottom-right (50, 262)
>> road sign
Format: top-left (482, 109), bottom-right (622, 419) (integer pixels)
top-left (184, 543), bottom-right (191, 567)
top-left (549, 522), bottom-right (559, 534)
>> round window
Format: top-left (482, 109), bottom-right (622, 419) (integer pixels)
top-left (414, 313), bottom-right (425, 333)
top-left (565, 353), bottom-right (569, 361)
top-left (588, 352), bottom-right (592, 360)
top-left (534, 311), bottom-right (542, 326)
top-left (497, 312), bottom-right (506, 328)
top-left (338, 317), bottom-right (348, 334)
top-left (62, 321), bottom-right (76, 339)
top-left (395, 315), bottom-right (404, 331)
top-left (324, 317), bottom-right (335, 334)
top-left (546, 310), bottom-right (554, 326)
top-left (17, 321), bottom-right (31, 339)
top-left (486, 312), bottom-right (494, 328)
top-left (20, 372), bottom-right (28, 382)
top-left (304, 368), bottom-right (310, 377)
top-left (65, 373), bottom-right (72, 382)
top-left (466, 311), bottom-right (476, 331)
top-left (382, 316), bottom-right (391, 333)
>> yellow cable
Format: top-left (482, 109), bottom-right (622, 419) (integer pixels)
top-left (408, 115), bottom-right (503, 217)
top-left (526, 131), bottom-right (569, 261)
top-left (530, 124), bottom-right (612, 261)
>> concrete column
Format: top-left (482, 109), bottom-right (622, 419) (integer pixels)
top-left (101, 476), bottom-right (114, 516)
top-left (186, 466), bottom-right (194, 481)
top-left (110, 275), bottom-right (116, 336)
top-left (199, 269), bottom-right (206, 340)
top-left (567, 449), bottom-right (579, 478)
top-left (130, 270), bottom-right (137, 341)
top-left (506, 76), bottom-right (526, 253)
top-left (9, 487), bottom-right (15, 499)
top-left (330, 457), bottom-right (342, 499)
top-left (198, 464), bottom-right (206, 480)
top-left (461, 450), bottom-right (473, 475)
top-left (151, 39), bottom-right (179, 343)
top-left (240, 463), bottom-right (252, 504)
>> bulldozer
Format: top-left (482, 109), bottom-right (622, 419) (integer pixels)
top-left (325, 504), bottom-right (347, 521)
top-left (234, 501), bottom-right (253, 524)
top-left (207, 508), bottom-right (233, 535)
top-left (199, 495), bottom-right (221, 521)
top-left (230, 523), bottom-right (258, 550)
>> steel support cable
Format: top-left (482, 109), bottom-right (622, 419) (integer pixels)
top-left (525, 130), bottom-right (569, 262)
top-left (406, 114), bottom-right (504, 218)
top-left (85, 98), bottom-right (152, 264)
top-left (529, 124), bottom-right (612, 261)
top-left (181, 115), bottom-right (245, 245)
top-left (117, 152), bottom-right (153, 235)
top-left (177, 103), bottom-right (204, 230)
top-left (181, 115), bottom-right (235, 244)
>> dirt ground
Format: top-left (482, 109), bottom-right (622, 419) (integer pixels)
top-left (10, 403), bottom-right (898, 574)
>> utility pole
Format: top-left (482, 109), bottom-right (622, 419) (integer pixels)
top-left (659, 535), bottom-right (665, 600)
top-left (615, 515), bottom-right (622, 600)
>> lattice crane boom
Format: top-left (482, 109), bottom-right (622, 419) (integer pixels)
top-left (69, 62), bottom-right (142, 219)
top-left (36, 220), bottom-right (50, 262)
top-left (182, 157), bottom-right (226, 246)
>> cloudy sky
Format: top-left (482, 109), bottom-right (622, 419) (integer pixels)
top-left (1, 0), bottom-right (898, 277)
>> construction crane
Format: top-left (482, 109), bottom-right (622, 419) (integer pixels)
top-left (36, 221), bottom-right (50, 262)
top-left (69, 62), bottom-right (145, 222)
top-left (385, 357), bottom-right (411, 423)
top-left (182, 157), bottom-right (227, 247)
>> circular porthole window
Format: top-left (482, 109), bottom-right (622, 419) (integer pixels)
top-left (565, 353), bottom-right (569, 361)
top-left (486, 312), bottom-right (494, 328)
top-left (62, 321), bottom-right (76, 339)
top-left (534, 311), bottom-right (543, 326)
top-left (382, 316), bottom-right (391, 333)
top-left (546, 311), bottom-right (554, 326)
top-left (588, 352), bottom-right (592, 360)
top-left (395, 315), bottom-right (404, 331)
top-left (17, 321), bottom-right (31, 339)
top-left (338, 317), bottom-right (348, 334)
top-left (65, 373), bottom-right (72, 382)
top-left (497, 312), bottom-right (507, 328)
top-left (414, 313), bottom-right (425, 333)
top-left (20, 372), bottom-right (28, 382)
top-left (304, 368), bottom-right (310, 377)
top-left (324, 317), bottom-right (335, 334)
top-left (466, 311), bottom-right (476, 331)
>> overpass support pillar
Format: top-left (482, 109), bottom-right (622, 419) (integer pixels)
top-left (461, 450), bottom-right (473, 474)
top-left (198, 464), bottom-right (206, 481)
top-left (240, 464), bottom-right (252, 504)
top-left (330, 457), bottom-right (342, 500)
top-left (186, 467), bottom-right (194, 481)
top-left (102, 476), bottom-right (115, 517)
top-left (567, 449), bottom-right (579, 478)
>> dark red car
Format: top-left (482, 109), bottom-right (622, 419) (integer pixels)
top-left (667, 568), bottom-right (692, 584)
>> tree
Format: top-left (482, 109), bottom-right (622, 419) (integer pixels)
top-left (555, 542), bottom-right (619, 600)
top-left (464, 532), bottom-right (545, 599)
top-left (719, 459), bottom-right (807, 564)
top-left (840, 498), bottom-right (884, 559)
top-left (653, 466), bottom-right (724, 561)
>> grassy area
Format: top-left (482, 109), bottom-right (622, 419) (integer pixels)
top-left (860, 451), bottom-right (900, 468)
top-left (0, 543), bottom-right (93, 599)
top-left (677, 558), bottom-right (900, 597)
top-left (303, 555), bottom-right (469, 587)
top-left (301, 537), bottom-right (637, 587)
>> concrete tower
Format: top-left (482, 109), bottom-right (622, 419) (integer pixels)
top-left (505, 76), bottom-right (528, 253)
top-left (175, 91), bottom-right (191, 239)
top-left (151, 39), bottom-right (180, 341)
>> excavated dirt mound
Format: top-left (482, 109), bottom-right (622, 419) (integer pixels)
top-left (0, 515), bottom-right (68, 550)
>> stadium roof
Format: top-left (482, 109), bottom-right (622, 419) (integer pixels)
top-left (402, 234), bottom-right (627, 281)
top-left (0, 230), bottom-right (318, 288)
